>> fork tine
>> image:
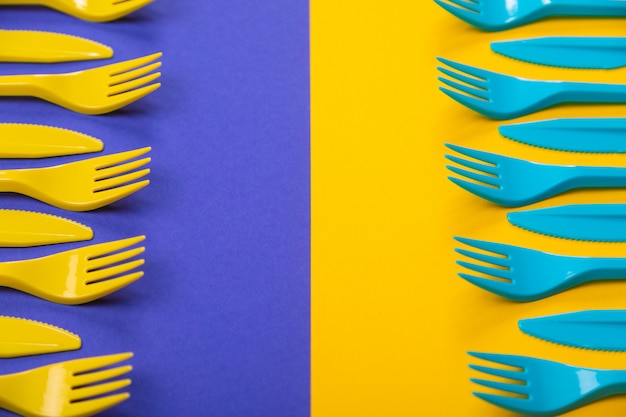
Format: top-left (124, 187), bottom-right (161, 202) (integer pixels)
top-left (439, 87), bottom-right (493, 116)
top-left (456, 248), bottom-right (509, 268)
top-left (454, 237), bottom-right (509, 257)
top-left (446, 154), bottom-right (497, 176)
top-left (110, 62), bottom-right (162, 86)
top-left (73, 365), bottom-right (133, 387)
top-left (70, 379), bottom-right (131, 402)
top-left (438, 67), bottom-right (487, 90)
top-left (469, 363), bottom-right (525, 381)
top-left (94, 148), bottom-right (151, 170)
top-left (88, 247), bottom-right (145, 271)
top-left (446, 0), bottom-right (481, 11)
top-left (458, 260), bottom-right (510, 280)
top-left (88, 236), bottom-right (146, 258)
top-left (88, 180), bottom-right (149, 209)
top-left (109, 72), bottom-right (161, 97)
top-left (108, 53), bottom-right (162, 76)
top-left (82, 272), bottom-right (143, 301)
top-left (473, 392), bottom-right (529, 412)
top-left (471, 378), bottom-right (528, 395)
top-left (439, 76), bottom-right (489, 101)
top-left (445, 144), bottom-right (498, 165)
top-left (468, 352), bottom-right (528, 369)
top-left (96, 157), bottom-right (150, 180)
top-left (86, 259), bottom-right (144, 283)
top-left (437, 57), bottom-right (491, 81)
top-left (447, 165), bottom-right (499, 187)
top-left (434, 0), bottom-right (480, 21)
top-left (68, 393), bottom-right (130, 416)
top-left (105, 82), bottom-right (161, 112)
top-left (69, 352), bottom-right (133, 373)
top-left (94, 168), bottom-right (150, 192)
top-left (460, 273), bottom-right (515, 297)
top-left (448, 177), bottom-right (501, 202)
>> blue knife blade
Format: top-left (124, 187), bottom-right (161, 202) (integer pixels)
top-left (508, 204), bottom-right (626, 242)
top-left (499, 118), bottom-right (626, 153)
top-left (492, 37), bottom-right (626, 69)
top-left (520, 310), bottom-right (626, 351)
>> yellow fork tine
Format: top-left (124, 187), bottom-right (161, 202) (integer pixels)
top-left (86, 259), bottom-right (145, 283)
top-left (68, 393), bottom-right (130, 416)
top-left (86, 180), bottom-right (149, 210)
top-left (108, 52), bottom-right (162, 76)
top-left (94, 168), bottom-right (150, 192)
top-left (70, 379), bottom-right (132, 402)
top-left (88, 247), bottom-right (145, 270)
top-left (96, 158), bottom-right (150, 180)
top-left (94, 147), bottom-right (151, 170)
top-left (110, 62), bottom-right (162, 86)
top-left (109, 72), bottom-right (161, 97)
top-left (68, 352), bottom-right (134, 373)
top-left (85, 236), bottom-right (146, 258)
top-left (72, 365), bottom-right (133, 387)
top-left (80, 272), bottom-right (144, 301)
top-left (103, 82), bottom-right (161, 113)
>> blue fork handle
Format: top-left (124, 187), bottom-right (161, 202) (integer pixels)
top-left (577, 257), bottom-right (626, 281)
top-left (560, 80), bottom-right (626, 103)
top-left (567, 165), bottom-right (626, 188)
top-left (551, 0), bottom-right (626, 15)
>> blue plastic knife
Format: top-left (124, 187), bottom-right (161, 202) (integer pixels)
top-left (508, 204), bottom-right (626, 242)
top-left (492, 37), bottom-right (626, 69)
top-left (500, 118), bottom-right (626, 153)
top-left (520, 311), bottom-right (626, 351)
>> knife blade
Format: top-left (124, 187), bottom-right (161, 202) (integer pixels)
top-left (0, 316), bottom-right (81, 357)
top-left (499, 118), bottom-right (626, 154)
top-left (0, 124), bottom-right (103, 158)
top-left (0, 29), bottom-right (112, 63)
top-left (520, 310), bottom-right (626, 351)
top-left (492, 37), bottom-right (626, 69)
top-left (0, 209), bottom-right (93, 247)
top-left (508, 204), bottom-right (626, 242)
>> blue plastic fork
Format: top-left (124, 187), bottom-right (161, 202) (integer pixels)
top-left (445, 143), bottom-right (626, 207)
top-left (455, 237), bottom-right (626, 302)
top-left (469, 351), bottom-right (626, 416)
top-left (435, 0), bottom-right (626, 31)
top-left (438, 57), bottom-right (626, 120)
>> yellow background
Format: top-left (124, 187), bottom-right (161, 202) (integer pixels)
top-left (312, 2), bottom-right (626, 416)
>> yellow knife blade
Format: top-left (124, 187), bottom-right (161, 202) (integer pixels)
top-left (0, 29), bottom-right (112, 63)
top-left (0, 316), bottom-right (81, 357)
top-left (0, 124), bottom-right (103, 158)
top-left (0, 209), bottom-right (93, 247)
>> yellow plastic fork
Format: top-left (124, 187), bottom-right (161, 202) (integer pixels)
top-left (0, 147), bottom-right (151, 211)
top-left (0, 0), bottom-right (153, 22)
top-left (0, 352), bottom-right (132, 417)
top-left (0, 236), bottom-right (145, 304)
top-left (0, 53), bottom-right (161, 114)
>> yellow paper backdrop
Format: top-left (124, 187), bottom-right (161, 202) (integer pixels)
top-left (312, 2), bottom-right (626, 416)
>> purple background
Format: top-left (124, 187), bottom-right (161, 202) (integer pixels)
top-left (0, 1), bottom-right (309, 416)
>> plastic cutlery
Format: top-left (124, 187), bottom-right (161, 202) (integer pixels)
top-left (0, 124), bottom-right (103, 157)
top-left (469, 351), bottom-right (626, 415)
top-left (455, 237), bottom-right (626, 301)
top-left (0, 352), bottom-right (132, 417)
top-left (0, 236), bottom-right (144, 304)
top-left (446, 143), bottom-right (626, 207)
top-left (500, 118), bottom-right (626, 153)
top-left (0, 0), bottom-right (153, 22)
top-left (438, 57), bottom-right (626, 119)
top-left (0, 209), bottom-right (92, 247)
top-left (0, 52), bottom-right (161, 115)
top-left (0, 147), bottom-right (150, 211)
top-left (508, 204), bottom-right (626, 242)
top-left (492, 37), bottom-right (626, 69)
top-left (0, 316), bottom-right (80, 357)
top-left (435, 0), bottom-right (626, 31)
top-left (0, 30), bottom-right (112, 63)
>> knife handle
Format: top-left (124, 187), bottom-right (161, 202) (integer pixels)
top-left (550, 0), bottom-right (626, 15)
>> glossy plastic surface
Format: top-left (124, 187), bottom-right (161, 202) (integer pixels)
top-left (492, 37), bottom-right (626, 69)
top-left (0, 30), bottom-right (112, 63)
top-left (0, 236), bottom-right (144, 304)
top-left (0, 53), bottom-right (161, 115)
top-left (0, 124), bottom-right (102, 158)
top-left (446, 143), bottom-right (626, 206)
top-left (435, 0), bottom-right (626, 31)
top-left (0, 352), bottom-right (132, 417)
top-left (469, 351), bottom-right (626, 415)
top-left (0, 147), bottom-right (151, 211)
top-left (500, 118), bottom-right (626, 153)
top-left (507, 204), bottom-right (626, 241)
top-left (520, 310), bottom-right (626, 351)
top-left (0, 0), bottom-right (152, 22)
top-left (455, 237), bottom-right (626, 301)
top-left (0, 316), bottom-right (80, 357)
top-left (438, 57), bottom-right (626, 119)
top-left (0, 209), bottom-right (92, 247)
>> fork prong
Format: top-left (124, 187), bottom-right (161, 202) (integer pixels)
top-left (109, 72), bottom-right (161, 97)
top-left (470, 364), bottom-right (525, 381)
top-left (446, 0), bottom-right (481, 11)
top-left (104, 82), bottom-right (161, 113)
top-left (459, 273), bottom-right (515, 298)
top-left (454, 237), bottom-right (509, 257)
top-left (68, 393), bottom-right (130, 416)
top-left (86, 259), bottom-right (144, 284)
top-left (439, 87), bottom-right (493, 116)
top-left (456, 248), bottom-right (509, 268)
top-left (70, 379), bottom-right (131, 402)
top-left (448, 177), bottom-right (502, 203)
top-left (108, 53), bottom-right (162, 77)
top-left (437, 57), bottom-right (490, 81)
top-left (438, 67), bottom-right (487, 90)
top-left (96, 157), bottom-right (151, 180)
top-left (68, 352), bottom-right (133, 374)
top-left (439, 76), bottom-right (489, 101)
top-left (73, 365), bottom-right (133, 387)
top-left (447, 165), bottom-right (499, 187)
top-left (458, 260), bottom-right (510, 280)
top-left (110, 62), bottom-right (162, 86)
top-left (88, 246), bottom-right (145, 271)
top-left (94, 148), bottom-right (151, 170)
top-left (468, 352), bottom-right (528, 369)
top-left (81, 272), bottom-right (143, 302)
top-left (473, 392), bottom-right (529, 412)
top-left (88, 236), bottom-right (146, 257)
top-left (471, 378), bottom-right (528, 395)
top-left (434, 0), bottom-right (480, 20)
top-left (94, 169), bottom-right (150, 192)
top-left (88, 180), bottom-right (149, 210)
top-left (446, 154), bottom-right (497, 176)
top-left (445, 144), bottom-right (498, 165)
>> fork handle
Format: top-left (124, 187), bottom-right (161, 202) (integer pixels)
top-left (578, 257), bottom-right (626, 281)
top-left (550, 0), bottom-right (626, 15)
top-left (568, 165), bottom-right (626, 188)
top-left (559, 81), bottom-right (626, 103)
top-left (0, 74), bottom-right (40, 96)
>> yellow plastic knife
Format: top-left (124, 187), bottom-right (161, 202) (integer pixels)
top-left (0, 209), bottom-right (93, 247)
top-left (0, 124), bottom-right (103, 158)
top-left (0, 29), bottom-right (112, 63)
top-left (0, 316), bottom-right (81, 357)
